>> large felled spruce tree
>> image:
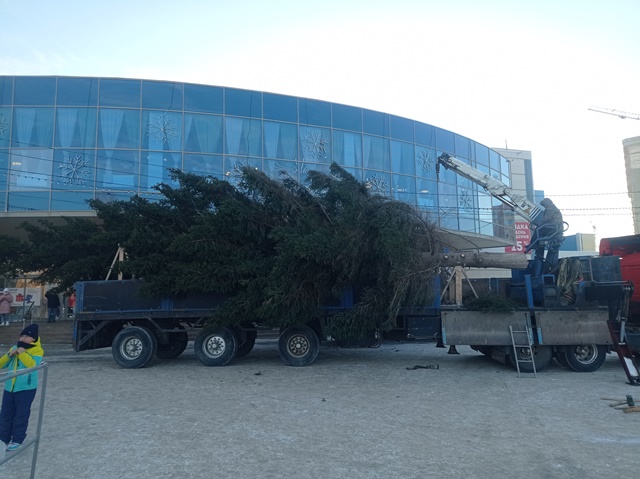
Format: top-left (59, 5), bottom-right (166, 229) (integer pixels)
top-left (15, 163), bottom-right (444, 338)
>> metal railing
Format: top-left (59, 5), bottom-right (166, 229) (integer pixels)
top-left (0, 362), bottom-right (49, 478)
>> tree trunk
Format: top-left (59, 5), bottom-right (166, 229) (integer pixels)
top-left (440, 252), bottom-right (529, 269)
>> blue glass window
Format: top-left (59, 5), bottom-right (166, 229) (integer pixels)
top-left (9, 149), bottom-right (53, 190)
top-left (142, 81), bottom-right (183, 111)
top-left (299, 126), bottom-right (331, 163)
top-left (264, 121), bottom-right (297, 160)
top-left (389, 115), bottom-right (413, 142)
top-left (263, 93), bottom-right (297, 122)
top-left (223, 157), bottom-right (261, 186)
top-left (364, 170), bottom-right (390, 196)
top-left (53, 149), bottom-right (95, 191)
top-left (391, 140), bottom-right (415, 175)
top-left (475, 142), bottom-right (489, 166)
top-left (98, 109), bottom-right (140, 149)
top-left (51, 191), bottom-right (94, 211)
top-left (142, 111), bottom-right (182, 151)
top-left (363, 135), bottom-right (389, 171)
top-left (417, 178), bottom-right (438, 212)
top-left (263, 159), bottom-right (299, 181)
top-left (332, 104), bottom-right (361, 132)
top-left (55, 108), bottom-right (97, 148)
top-left (489, 150), bottom-right (501, 171)
top-left (0, 77), bottom-right (13, 105)
top-left (184, 114), bottom-right (223, 154)
top-left (0, 150), bottom-right (8, 189)
top-left (0, 107), bottom-right (11, 148)
top-left (299, 99), bottom-right (330, 127)
top-left (95, 191), bottom-right (134, 203)
top-left (455, 134), bottom-right (473, 159)
top-left (457, 184), bottom-right (477, 234)
top-left (333, 131), bottom-right (362, 168)
top-left (183, 154), bottom-right (223, 178)
top-left (12, 108), bottom-right (54, 148)
top-left (99, 79), bottom-right (141, 108)
top-left (8, 192), bottom-right (49, 211)
top-left (225, 89), bottom-right (262, 117)
top-left (57, 78), bottom-right (99, 106)
top-left (96, 150), bottom-right (139, 191)
top-left (435, 128), bottom-right (454, 154)
top-left (141, 150), bottom-right (182, 190)
top-left (415, 147), bottom-right (437, 180)
top-left (415, 123), bottom-right (435, 147)
top-left (478, 192), bottom-right (493, 236)
top-left (184, 84), bottom-right (223, 113)
top-left (363, 110), bottom-right (389, 137)
top-left (224, 117), bottom-right (261, 156)
top-left (437, 182), bottom-right (458, 230)
top-left (14, 77), bottom-right (55, 106)
top-left (501, 156), bottom-right (510, 177)
top-left (392, 174), bottom-right (416, 205)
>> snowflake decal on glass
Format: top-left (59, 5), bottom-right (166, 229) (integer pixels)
top-left (302, 130), bottom-right (327, 161)
top-left (417, 149), bottom-right (434, 173)
top-left (59, 153), bottom-right (91, 185)
top-left (148, 113), bottom-right (177, 144)
top-left (458, 188), bottom-right (473, 212)
top-left (0, 114), bottom-right (7, 138)
top-left (274, 161), bottom-right (308, 179)
top-left (365, 175), bottom-right (389, 194)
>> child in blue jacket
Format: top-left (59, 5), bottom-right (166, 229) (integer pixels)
top-left (0, 323), bottom-right (44, 452)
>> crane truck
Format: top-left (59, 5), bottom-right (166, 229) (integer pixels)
top-left (71, 154), bottom-right (638, 382)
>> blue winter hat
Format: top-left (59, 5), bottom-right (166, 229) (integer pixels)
top-left (20, 323), bottom-right (39, 340)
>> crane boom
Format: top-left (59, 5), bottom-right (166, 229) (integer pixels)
top-left (588, 106), bottom-right (640, 120)
top-left (436, 153), bottom-right (543, 224)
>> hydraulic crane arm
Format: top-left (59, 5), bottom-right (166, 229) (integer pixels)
top-left (436, 153), bottom-right (543, 224)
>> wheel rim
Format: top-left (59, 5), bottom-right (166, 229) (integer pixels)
top-left (287, 334), bottom-right (310, 357)
top-left (570, 345), bottom-right (597, 365)
top-left (121, 337), bottom-right (143, 360)
top-left (515, 347), bottom-right (532, 360)
top-left (204, 335), bottom-right (226, 359)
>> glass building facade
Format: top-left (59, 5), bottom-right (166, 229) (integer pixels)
top-left (0, 76), bottom-right (514, 243)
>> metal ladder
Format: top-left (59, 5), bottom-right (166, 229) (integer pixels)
top-left (509, 325), bottom-right (537, 378)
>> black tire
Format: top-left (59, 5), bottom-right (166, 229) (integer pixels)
top-left (155, 331), bottom-right (189, 359)
top-left (562, 344), bottom-right (607, 372)
top-left (234, 328), bottom-right (257, 358)
top-left (112, 326), bottom-right (158, 369)
top-left (554, 349), bottom-right (571, 369)
top-left (194, 327), bottom-right (238, 366)
top-left (278, 326), bottom-right (320, 367)
top-left (508, 345), bottom-right (553, 372)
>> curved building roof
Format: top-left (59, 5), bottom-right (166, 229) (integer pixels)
top-left (0, 76), bottom-right (514, 249)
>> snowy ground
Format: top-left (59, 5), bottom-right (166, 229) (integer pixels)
top-left (1, 340), bottom-right (638, 478)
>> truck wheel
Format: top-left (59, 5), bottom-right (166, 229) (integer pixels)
top-left (561, 344), bottom-right (607, 372)
top-left (194, 327), bottom-right (238, 366)
top-left (155, 331), bottom-right (189, 359)
top-left (554, 349), bottom-right (571, 369)
top-left (234, 328), bottom-right (257, 358)
top-left (278, 326), bottom-right (320, 367)
top-left (508, 345), bottom-right (552, 372)
top-left (112, 326), bottom-right (158, 369)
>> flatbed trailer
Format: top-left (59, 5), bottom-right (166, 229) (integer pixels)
top-left (73, 271), bottom-right (631, 374)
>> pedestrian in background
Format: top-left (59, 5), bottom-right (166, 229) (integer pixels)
top-left (0, 323), bottom-right (44, 452)
top-left (67, 290), bottom-right (76, 317)
top-left (0, 288), bottom-right (12, 326)
top-left (44, 289), bottom-right (60, 323)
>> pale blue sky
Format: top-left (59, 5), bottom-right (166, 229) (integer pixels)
top-left (2, 0), bottom-right (639, 241)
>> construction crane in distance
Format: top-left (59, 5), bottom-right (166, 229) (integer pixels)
top-left (588, 106), bottom-right (640, 120)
